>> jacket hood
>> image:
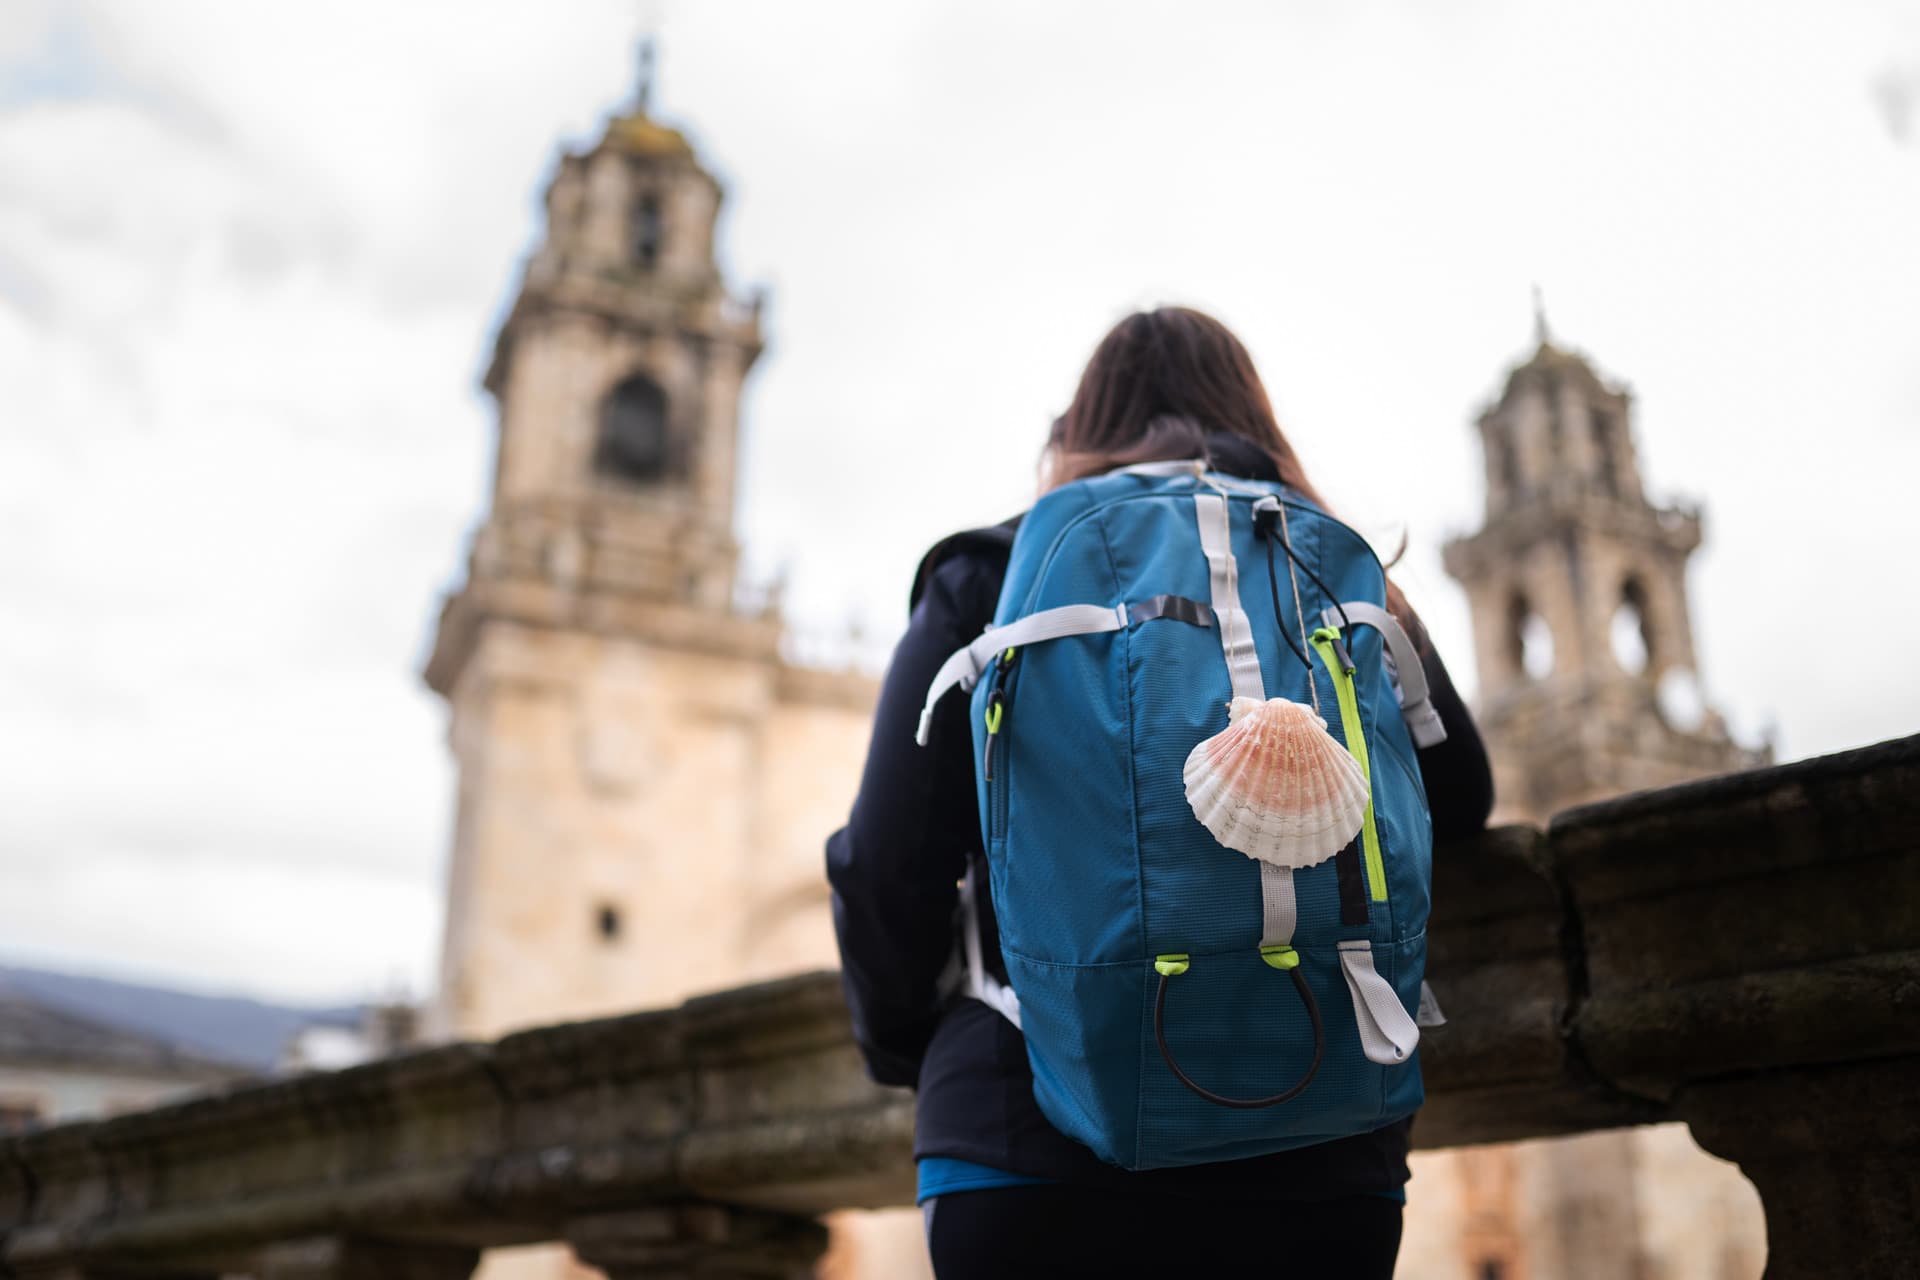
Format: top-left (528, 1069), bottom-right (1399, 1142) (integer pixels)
top-left (1198, 429), bottom-right (1284, 484)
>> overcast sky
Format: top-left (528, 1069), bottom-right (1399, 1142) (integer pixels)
top-left (2, 1), bottom-right (1916, 1005)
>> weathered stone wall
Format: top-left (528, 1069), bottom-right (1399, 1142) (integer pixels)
top-left (740, 694), bottom-right (876, 986)
top-left (433, 622), bottom-right (874, 1042)
top-left (430, 623), bottom-right (887, 1280)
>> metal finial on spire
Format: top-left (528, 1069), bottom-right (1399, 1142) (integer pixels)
top-left (1532, 284), bottom-right (1551, 348)
top-left (635, 37), bottom-right (656, 114)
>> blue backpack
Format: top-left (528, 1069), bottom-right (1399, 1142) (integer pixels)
top-left (917, 461), bottom-right (1447, 1171)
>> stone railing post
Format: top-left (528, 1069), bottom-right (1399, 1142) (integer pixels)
top-left (254, 1237), bottom-right (480, 1279)
top-left (1553, 735), bottom-right (1920, 1280)
top-left (566, 1206), bottom-right (829, 1280)
top-left (1678, 1057), bottom-right (1920, 1280)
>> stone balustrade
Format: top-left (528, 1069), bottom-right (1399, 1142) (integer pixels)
top-left (4, 735), bottom-right (1915, 1280)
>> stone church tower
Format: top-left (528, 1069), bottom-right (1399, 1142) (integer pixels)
top-left (1442, 317), bottom-right (1769, 823)
top-left (1396, 321), bottom-right (1772, 1280)
top-left (422, 59), bottom-right (877, 1048)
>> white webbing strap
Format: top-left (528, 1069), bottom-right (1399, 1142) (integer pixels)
top-left (1193, 494), bottom-right (1265, 704)
top-left (915, 602), bottom-right (1129, 746)
top-left (961, 862), bottom-right (1021, 1028)
top-left (1191, 493), bottom-right (1295, 948)
top-left (1337, 940), bottom-right (1421, 1064)
top-left (1322, 601), bottom-right (1447, 748)
top-left (1259, 864), bottom-right (1297, 949)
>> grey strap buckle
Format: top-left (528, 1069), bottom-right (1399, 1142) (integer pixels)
top-left (1321, 602), bottom-right (1447, 748)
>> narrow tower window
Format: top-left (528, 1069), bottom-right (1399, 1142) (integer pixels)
top-left (595, 374), bottom-right (670, 483)
top-left (595, 902), bottom-right (623, 943)
top-left (632, 195), bottom-right (663, 269)
top-left (1591, 407), bottom-right (1619, 494)
top-left (1610, 577), bottom-right (1654, 675)
top-left (1494, 427), bottom-right (1520, 499)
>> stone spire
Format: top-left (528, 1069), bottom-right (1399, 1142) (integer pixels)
top-left (634, 37), bottom-right (655, 116)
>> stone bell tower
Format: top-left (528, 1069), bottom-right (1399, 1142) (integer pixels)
top-left (464, 46), bottom-right (760, 621)
top-left (1441, 312), bottom-right (1769, 823)
top-left (1401, 317), bottom-right (1775, 1280)
top-left (422, 52), bottom-right (874, 1045)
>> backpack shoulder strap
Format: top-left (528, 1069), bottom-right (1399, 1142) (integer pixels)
top-left (908, 516), bottom-right (1021, 613)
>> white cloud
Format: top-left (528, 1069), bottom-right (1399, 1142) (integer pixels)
top-left (1, 0), bottom-right (1916, 1003)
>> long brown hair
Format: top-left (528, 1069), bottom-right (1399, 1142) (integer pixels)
top-left (1047, 306), bottom-right (1421, 644)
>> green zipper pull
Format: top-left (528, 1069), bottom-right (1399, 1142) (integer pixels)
top-left (981, 649), bottom-right (1019, 782)
top-left (982, 689), bottom-right (1006, 781)
top-left (1311, 626), bottom-right (1387, 905)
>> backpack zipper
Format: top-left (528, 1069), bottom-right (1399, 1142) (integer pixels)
top-left (1310, 626), bottom-right (1387, 904)
top-left (1016, 487), bottom-right (1373, 620)
top-left (983, 648), bottom-right (1019, 841)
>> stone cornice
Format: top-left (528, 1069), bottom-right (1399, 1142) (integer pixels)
top-left (423, 579), bottom-right (786, 699)
top-left (484, 272), bottom-right (763, 398)
top-left (1443, 489), bottom-right (1701, 577)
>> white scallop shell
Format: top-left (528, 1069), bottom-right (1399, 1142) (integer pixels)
top-left (1181, 696), bottom-right (1370, 869)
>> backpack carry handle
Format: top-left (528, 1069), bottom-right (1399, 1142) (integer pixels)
top-left (1153, 959), bottom-right (1325, 1109)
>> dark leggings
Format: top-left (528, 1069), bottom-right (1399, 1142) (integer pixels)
top-left (924, 1182), bottom-right (1403, 1278)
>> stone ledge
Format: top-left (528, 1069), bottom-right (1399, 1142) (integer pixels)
top-left (2, 734), bottom-right (1914, 1278)
top-left (1551, 732), bottom-right (1920, 1104)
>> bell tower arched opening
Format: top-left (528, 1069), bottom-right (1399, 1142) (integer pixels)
top-left (594, 374), bottom-right (672, 484)
top-left (1610, 576), bottom-right (1655, 675)
top-left (1507, 592), bottom-right (1555, 682)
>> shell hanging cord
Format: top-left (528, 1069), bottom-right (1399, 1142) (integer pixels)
top-left (1274, 500), bottom-right (1320, 717)
top-left (1185, 487), bottom-right (1371, 870)
top-left (1261, 528), bottom-right (1316, 676)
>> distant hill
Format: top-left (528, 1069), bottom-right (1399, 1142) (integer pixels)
top-left (0, 964), bottom-right (362, 1073)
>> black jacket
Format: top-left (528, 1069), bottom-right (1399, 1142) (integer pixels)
top-left (826, 442), bottom-right (1494, 1198)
